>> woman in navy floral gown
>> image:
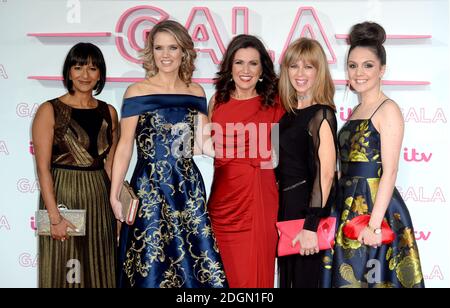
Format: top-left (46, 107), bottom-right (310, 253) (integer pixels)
top-left (110, 20), bottom-right (227, 288)
top-left (322, 22), bottom-right (424, 288)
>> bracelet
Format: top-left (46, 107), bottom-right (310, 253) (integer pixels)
top-left (50, 215), bottom-right (63, 226)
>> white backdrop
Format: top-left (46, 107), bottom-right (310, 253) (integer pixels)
top-left (0, 0), bottom-right (449, 288)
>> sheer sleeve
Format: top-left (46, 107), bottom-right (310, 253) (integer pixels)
top-left (304, 106), bottom-right (338, 232)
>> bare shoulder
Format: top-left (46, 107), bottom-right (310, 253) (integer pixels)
top-left (35, 101), bottom-right (54, 117)
top-left (208, 95), bottom-right (216, 114)
top-left (378, 99), bottom-right (402, 119)
top-left (187, 82), bottom-right (206, 98)
top-left (33, 101), bottom-right (55, 127)
top-left (123, 81), bottom-right (154, 99)
top-left (374, 99), bottom-right (404, 130)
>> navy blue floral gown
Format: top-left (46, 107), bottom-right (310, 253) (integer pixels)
top-left (117, 94), bottom-right (227, 288)
top-left (322, 101), bottom-right (424, 288)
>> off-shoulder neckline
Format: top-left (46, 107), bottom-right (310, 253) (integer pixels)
top-left (124, 93), bottom-right (206, 100)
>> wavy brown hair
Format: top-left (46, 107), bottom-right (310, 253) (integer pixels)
top-left (141, 20), bottom-right (196, 85)
top-left (214, 34), bottom-right (278, 107)
top-left (279, 38), bottom-right (335, 113)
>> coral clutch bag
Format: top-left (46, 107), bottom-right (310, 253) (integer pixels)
top-left (342, 214), bottom-right (395, 244)
top-left (276, 217), bottom-right (336, 256)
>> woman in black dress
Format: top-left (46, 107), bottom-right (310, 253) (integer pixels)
top-left (276, 38), bottom-right (338, 288)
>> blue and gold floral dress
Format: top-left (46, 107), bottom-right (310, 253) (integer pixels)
top-left (322, 100), bottom-right (424, 288)
top-left (117, 94), bottom-right (227, 288)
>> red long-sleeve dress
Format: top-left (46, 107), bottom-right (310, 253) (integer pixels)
top-left (208, 96), bottom-right (284, 288)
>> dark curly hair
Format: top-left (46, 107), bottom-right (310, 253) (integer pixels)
top-left (348, 21), bottom-right (387, 65)
top-left (214, 34), bottom-right (278, 107)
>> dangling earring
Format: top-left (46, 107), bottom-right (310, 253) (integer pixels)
top-left (258, 77), bottom-right (263, 82)
top-left (378, 77), bottom-right (383, 100)
top-left (343, 80), bottom-right (350, 105)
top-left (230, 77), bottom-right (234, 82)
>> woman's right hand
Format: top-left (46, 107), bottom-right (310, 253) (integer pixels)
top-left (111, 198), bottom-right (125, 222)
top-left (50, 217), bottom-right (77, 242)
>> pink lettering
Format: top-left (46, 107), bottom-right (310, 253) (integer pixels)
top-left (398, 187), bottom-right (446, 203)
top-left (427, 266), bottom-right (444, 280)
top-left (340, 107), bottom-right (353, 121)
top-left (433, 108), bottom-right (447, 123)
top-left (0, 141), bottom-right (9, 155)
top-left (402, 108), bottom-right (447, 124)
top-left (403, 148), bottom-right (432, 163)
top-left (192, 24), bottom-right (209, 41)
top-left (16, 103), bottom-right (39, 118)
top-left (0, 64), bottom-right (8, 79)
top-left (30, 216), bottom-right (37, 231)
top-left (17, 179), bottom-right (40, 193)
top-left (185, 7), bottom-right (226, 65)
top-left (280, 7), bottom-right (336, 63)
top-left (18, 253), bottom-right (38, 268)
top-left (415, 231), bottom-right (431, 241)
top-left (0, 216), bottom-right (11, 230)
top-left (232, 7), bottom-right (249, 35)
top-left (29, 141), bottom-right (35, 156)
top-left (115, 6), bottom-right (169, 64)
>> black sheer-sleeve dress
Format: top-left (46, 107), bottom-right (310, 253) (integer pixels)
top-left (276, 104), bottom-right (338, 288)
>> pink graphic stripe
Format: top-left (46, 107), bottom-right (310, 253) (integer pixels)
top-left (28, 76), bottom-right (430, 86)
top-left (336, 34), bottom-right (432, 40)
top-left (27, 32), bottom-right (112, 37)
top-left (232, 7), bottom-right (249, 35)
top-left (334, 80), bottom-right (430, 86)
top-left (28, 76), bottom-right (216, 84)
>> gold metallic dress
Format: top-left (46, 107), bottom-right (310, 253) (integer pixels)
top-left (38, 98), bottom-right (116, 288)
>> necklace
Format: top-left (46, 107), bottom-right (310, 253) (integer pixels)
top-left (297, 94), bottom-right (310, 101)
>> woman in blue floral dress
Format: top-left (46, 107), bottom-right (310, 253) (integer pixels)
top-left (110, 20), bottom-right (227, 288)
top-left (322, 22), bottom-right (424, 288)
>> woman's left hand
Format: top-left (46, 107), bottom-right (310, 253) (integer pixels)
top-left (292, 229), bottom-right (320, 256)
top-left (358, 227), bottom-right (382, 248)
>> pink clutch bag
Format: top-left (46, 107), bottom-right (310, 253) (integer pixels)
top-left (276, 217), bottom-right (336, 256)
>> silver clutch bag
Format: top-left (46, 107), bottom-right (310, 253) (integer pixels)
top-left (36, 204), bottom-right (86, 236)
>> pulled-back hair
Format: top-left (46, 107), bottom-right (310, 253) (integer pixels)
top-left (348, 21), bottom-right (387, 65)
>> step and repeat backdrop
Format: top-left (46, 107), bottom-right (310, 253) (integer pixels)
top-left (0, 0), bottom-right (449, 287)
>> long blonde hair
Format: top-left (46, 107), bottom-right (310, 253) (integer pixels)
top-left (141, 20), bottom-right (196, 85)
top-left (279, 38), bottom-right (335, 113)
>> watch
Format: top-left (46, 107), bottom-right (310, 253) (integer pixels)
top-left (367, 224), bottom-right (382, 235)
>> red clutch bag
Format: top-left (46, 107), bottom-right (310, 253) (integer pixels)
top-left (276, 217), bottom-right (336, 256)
top-left (342, 214), bottom-right (395, 244)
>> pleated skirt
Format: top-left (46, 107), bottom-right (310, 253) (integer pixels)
top-left (38, 167), bottom-right (116, 288)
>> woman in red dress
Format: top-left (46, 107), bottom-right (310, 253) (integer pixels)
top-left (207, 35), bottom-right (284, 288)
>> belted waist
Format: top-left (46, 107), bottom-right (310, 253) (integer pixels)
top-left (341, 162), bottom-right (381, 178)
top-left (215, 159), bottom-right (274, 170)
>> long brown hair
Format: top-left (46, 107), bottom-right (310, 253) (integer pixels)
top-left (279, 38), bottom-right (335, 113)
